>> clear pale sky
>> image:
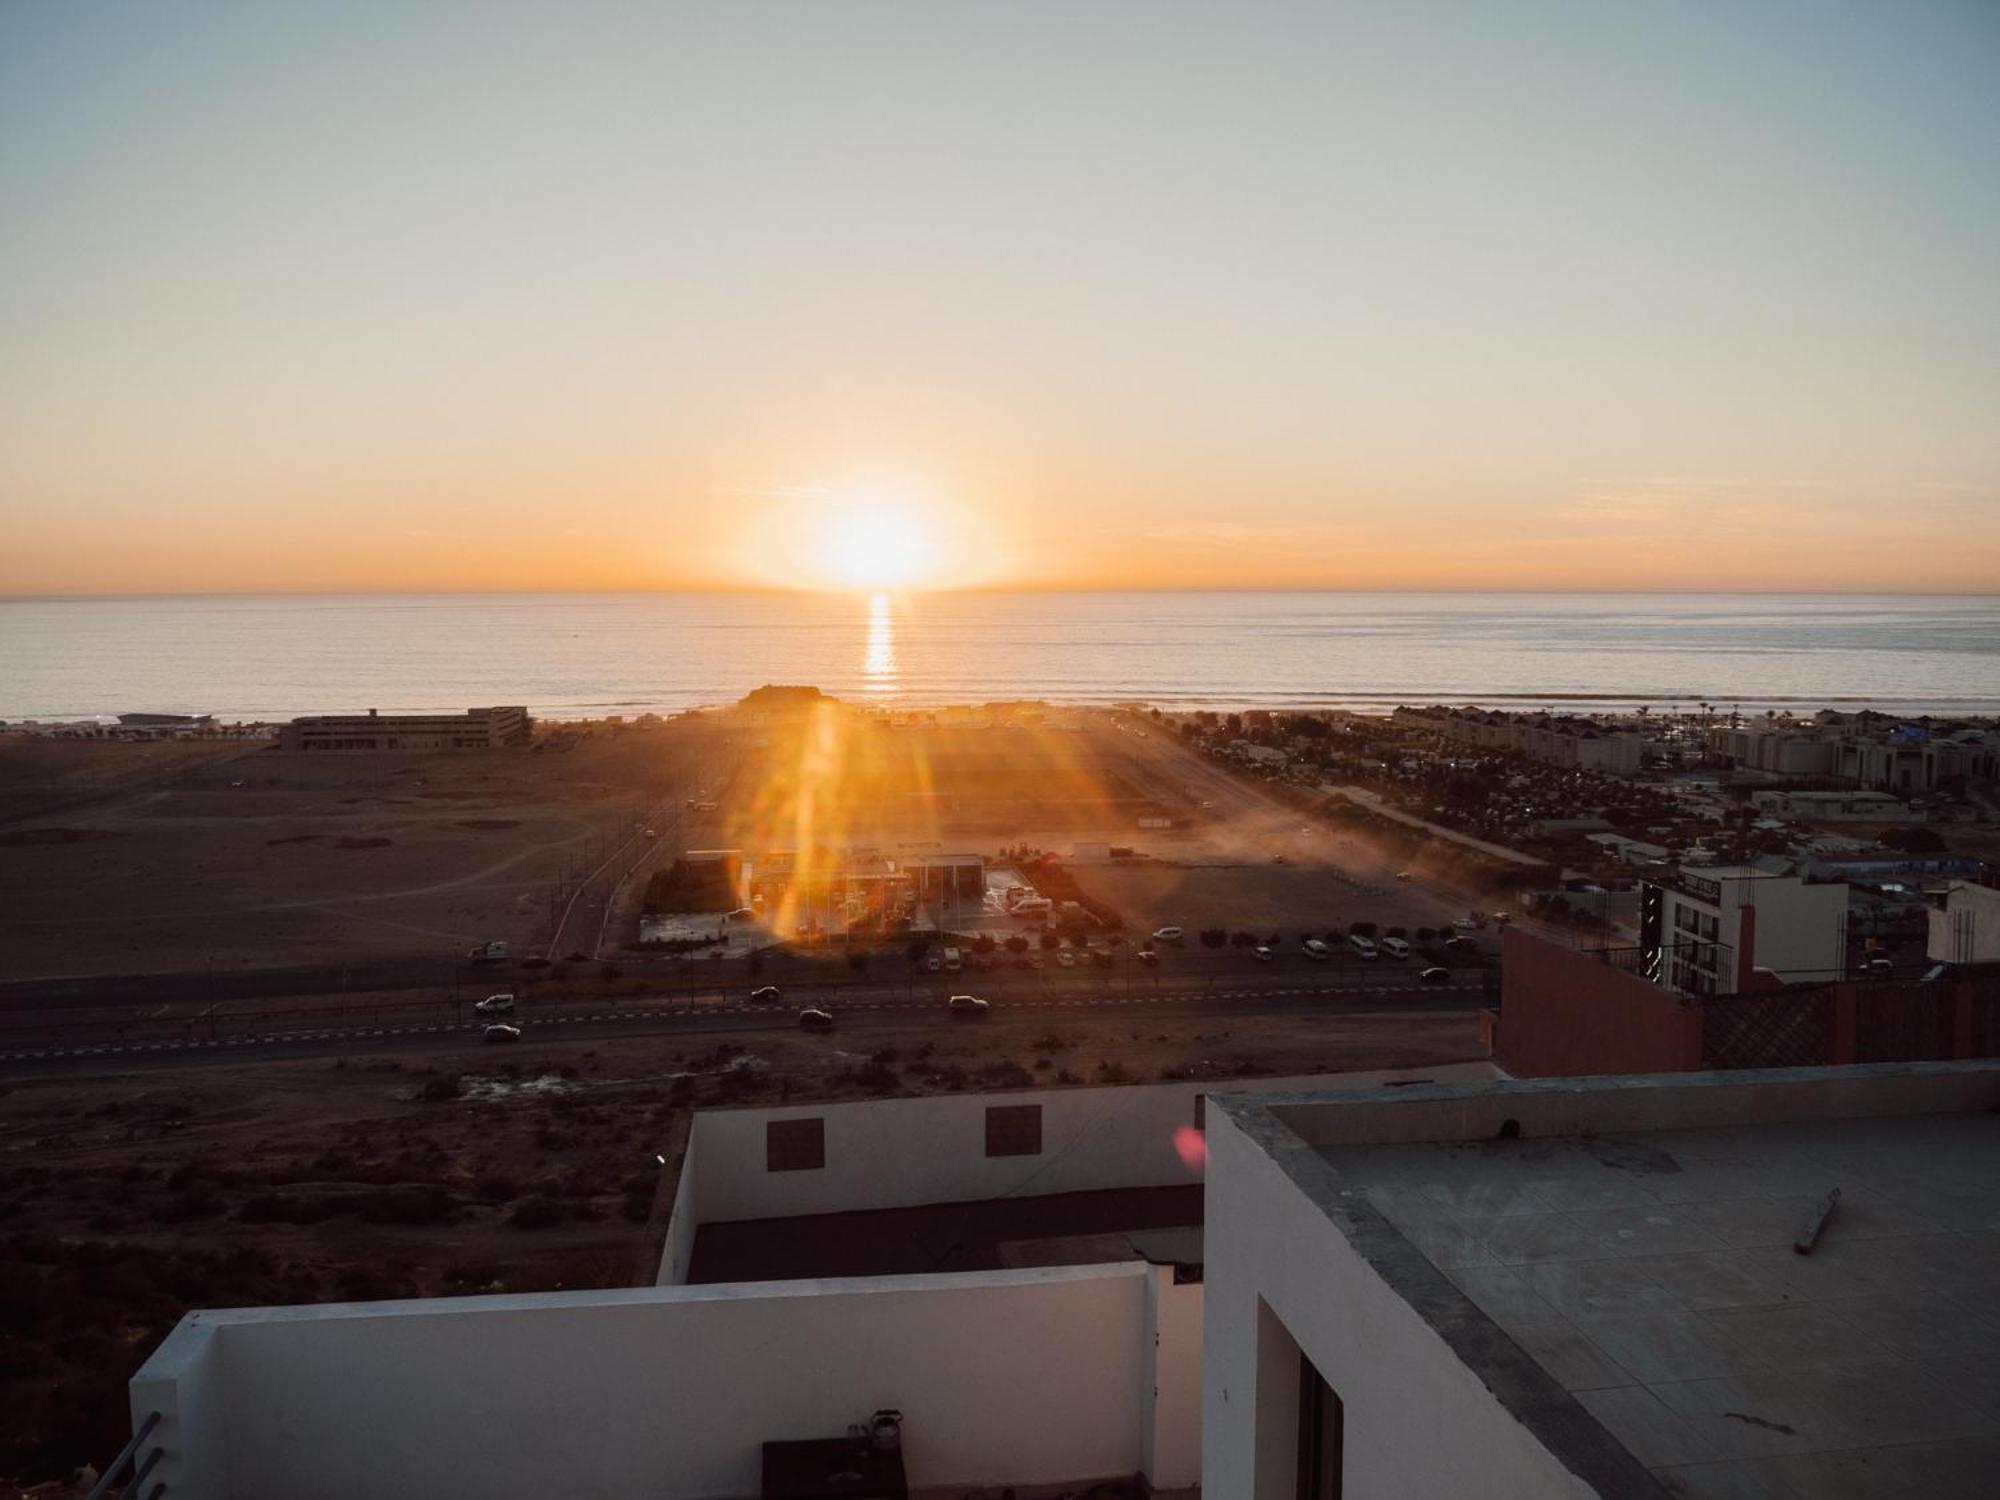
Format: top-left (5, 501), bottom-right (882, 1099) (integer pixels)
top-left (3, 0), bottom-right (1997, 594)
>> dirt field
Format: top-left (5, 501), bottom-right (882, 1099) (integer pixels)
top-left (0, 722), bottom-right (727, 981)
top-left (0, 1007), bottom-right (1479, 1488)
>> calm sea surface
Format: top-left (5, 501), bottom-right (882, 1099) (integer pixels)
top-left (1, 592), bottom-right (1996, 722)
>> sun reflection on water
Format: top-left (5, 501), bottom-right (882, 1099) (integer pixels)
top-left (862, 591), bottom-right (897, 695)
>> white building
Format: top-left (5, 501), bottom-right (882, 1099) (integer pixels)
top-left (1640, 866), bottom-right (1849, 994)
top-left (112, 1060), bottom-right (2000, 1498)
top-left (1928, 881), bottom-right (2000, 965)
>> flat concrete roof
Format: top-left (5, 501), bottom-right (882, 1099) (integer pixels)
top-left (1227, 1064), bottom-right (2000, 1499)
top-left (687, 1183), bottom-right (1202, 1284)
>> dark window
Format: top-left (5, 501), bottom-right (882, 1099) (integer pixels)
top-left (984, 1104), bottom-right (1042, 1157)
top-left (765, 1117), bottom-right (825, 1172)
top-left (1296, 1353), bottom-right (1343, 1499)
top-left (1193, 1093), bottom-right (1206, 1129)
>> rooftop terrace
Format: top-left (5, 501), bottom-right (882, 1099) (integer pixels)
top-left (1224, 1062), bottom-right (2000, 1499)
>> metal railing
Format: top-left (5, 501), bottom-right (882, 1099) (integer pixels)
top-left (86, 1410), bottom-right (165, 1500)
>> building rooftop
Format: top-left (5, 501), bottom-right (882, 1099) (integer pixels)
top-left (1224, 1064), bottom-right (2000, 1499)
top-left (1322, 1116), bottom-right (2000, 1496)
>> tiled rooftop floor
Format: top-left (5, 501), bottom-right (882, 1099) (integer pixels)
top-left (1317, 1114), bottom-right (2000, 1498)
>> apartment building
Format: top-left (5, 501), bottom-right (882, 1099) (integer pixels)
top-left (276, 705), bottom-right (531, 752)
top-left (1929, 881), bottom-right (2000, 966)
top-left (112, 1060), bottom-right (2000, 1499)
top-left (1398, 707), bottom-right (1648, 775)
top-left (1640, 866), bottom-right (1849, 995)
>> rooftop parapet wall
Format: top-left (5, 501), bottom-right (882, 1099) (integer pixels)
top-left (682, 1065), bottom-right (1499, 1227)
top-left (1235, 1058), bottom-right (2000, 1152)
top-left (135, 1265), bottom-right (1151, 1500)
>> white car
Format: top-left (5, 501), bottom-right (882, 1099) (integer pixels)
top-left (1302, 938), bottom-right (1329, 960)
top-left (1252, 945), bottom-right (1274, 962)
top-left (474, 993), bottom-right (515, 1016)
top-left (1152, 926), bottom-right (1185, 945)
top-left (482, 1023), bottom-right (522, 1043)
top-left (1452, 918), bottom-right (1479, 933)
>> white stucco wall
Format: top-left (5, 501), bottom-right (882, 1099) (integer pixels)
top-left (1200, 1107), bottom-right (1600, 1500)
top-left (686, 1065), bottom-right (1496, 1226)
top-left (141, 1264), bottom-right (1148, 1500)
top-left (1142, 1264), bottom-right (1205, 1494)
top-left (656, 1128), bottom-right (701, 1286)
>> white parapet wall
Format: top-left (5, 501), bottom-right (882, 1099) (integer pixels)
top-left (671, 1063), bottom-right (1500, 1242)
top-left (133, 1264), bottom-right (1149, 1500)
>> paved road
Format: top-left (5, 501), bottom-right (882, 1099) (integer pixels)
top-left (0, 975), bottom-right (1488, 1076)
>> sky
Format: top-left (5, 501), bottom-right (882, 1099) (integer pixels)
top-left (2, 0), bottom-right (1997, 595)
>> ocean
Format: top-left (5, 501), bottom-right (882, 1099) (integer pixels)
top-left (2, 591), bottom-right (1996, 722)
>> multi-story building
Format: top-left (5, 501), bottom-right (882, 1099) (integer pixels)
top-left (1929, 880), bottom-right (2000, 966)
top-left (1640, 866), bottom-right (1848, 994)
top-left (1397, 706), bottom-right (1648, 775)
top-left (109, 1059), bottom-right (2000, 1499)
top-left (276, 706), bottom-right (531, 752)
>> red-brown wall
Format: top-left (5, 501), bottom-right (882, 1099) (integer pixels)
top-left (1494, 928), bottom-right (1703, 1078)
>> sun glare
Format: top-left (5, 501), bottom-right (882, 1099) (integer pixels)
top-left (826, 505), bottom-right (936, 590)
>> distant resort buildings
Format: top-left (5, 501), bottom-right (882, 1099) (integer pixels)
top-left (275, 705), bottom-right (532, 752)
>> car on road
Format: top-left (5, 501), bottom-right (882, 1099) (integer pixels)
top-left (947, 994), bottom-right (990, 1019)
top-left (750, 986), bottom-right (782, 1004)
top-left (1452, 918), bottom-right (1479, 933)
top-left (1152, 926), bottom-right (1185, 945)
top-left (474, 993), bottom-right (515, 1016)
top-left (482, 1024), bottom-right (522, 1043)
top-left (1444, 935), bottom-right (1478, 954)
top-left (797, 1007), bottom-right (835, 1032)
top-left (1252, 945), bottom-right (1274, 962)
top-left (1419, 966), bottom-right (1452, 985)
top-left (1137, 947), bottom-right (1159, 965)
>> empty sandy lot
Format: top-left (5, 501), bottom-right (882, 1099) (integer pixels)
top-left (0, 723), bottom-right (723, 981)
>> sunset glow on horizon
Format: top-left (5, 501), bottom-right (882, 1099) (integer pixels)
top-left (2, 3), bottom-right (1996, 597)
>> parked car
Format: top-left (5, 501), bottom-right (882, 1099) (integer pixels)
top-left (474, 993), bottom-right (515, 1016)
top-left (1152, 926), bottom-right (1185, 945)
top-left (1395, 870), bottom-right (1412, 882)
top-left (1452, 917), bottom-right (1479, 933)
top-left (797, 1008), bottom-right (835, 1032)
top-left (1057, 949), bottom-right (1075, 968)
top-left (1419, 966), bottom-right (1452, 986)
top-left (1137, 947), bottom-right (1159, 965)
top-left (926, 956), bottom-right (943, 973)
top-left (1252, 945), bottom-right (1274, 962)
top-left (1348, 935), bottom-right (1378, 960)
top-left (482, 1024), bottom-right (522, 1043)
top-left (1444, 935), bottom-right (1478, 954)
top-left (947, 994), bottom-right (991, 1019)
top-left (1302, 938), bottom-right (1329, 960)
top-left (1380, 937), bottom-right (1410, 960)
top-left (750, 985), bottom-right (783, 1004)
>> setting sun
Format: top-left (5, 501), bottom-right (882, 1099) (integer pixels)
top-left (825, 504), bottom-right (938, 590)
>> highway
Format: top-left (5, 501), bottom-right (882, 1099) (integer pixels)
top-left (0, 970), bottom-right (1490, 1076)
